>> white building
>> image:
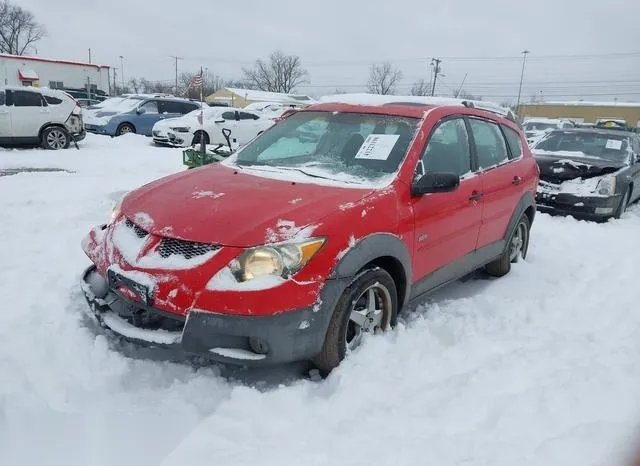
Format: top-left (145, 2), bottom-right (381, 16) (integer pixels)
top-left (0, 53), bottom-right (110, 95)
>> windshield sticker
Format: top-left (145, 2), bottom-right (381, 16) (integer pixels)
top-left (605, 139), bottom-right (623, 150)
top-left (354, 134), bottom-right (400, 161)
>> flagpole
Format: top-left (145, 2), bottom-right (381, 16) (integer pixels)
top-left (199, 66), bottom-right (205, 156)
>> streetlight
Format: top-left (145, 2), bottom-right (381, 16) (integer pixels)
top-left (516, 50), bottom-right (530, 116)
top-left (119, 55), bottom-right (125, 93)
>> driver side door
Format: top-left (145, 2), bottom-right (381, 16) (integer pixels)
top-left (411, 117), bottom-right (484, 290)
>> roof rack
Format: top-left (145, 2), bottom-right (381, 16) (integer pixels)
top-left (461, 100), bottom-right (517, 122)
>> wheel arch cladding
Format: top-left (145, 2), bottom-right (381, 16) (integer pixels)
top-left (329, 233), bottom-right (412, 310)
top-left (39, 123), bottom-right (68, 138)
top-left (506, 191), bottom-right (536, 242)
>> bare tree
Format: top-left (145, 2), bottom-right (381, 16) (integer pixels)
top-left (128, 78), bottom-right (140, 94)
top-left (410, 79), bottom-right (431, 96)
top-left (367, 62), bottom-right (403, 95)
top-left (0, 1), bottom-right (46, 55)
top-left (242, 50), bottom-right (308, 93)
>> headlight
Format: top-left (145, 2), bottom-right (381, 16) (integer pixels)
top-left (230, 238), bottom-right (326, 282)
top-left (170, 127), bottom-right (190, 133)
top-left (595, 176), bottom-right (616, 196)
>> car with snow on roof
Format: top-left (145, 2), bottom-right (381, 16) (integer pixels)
top-left (522, 118), bottom-right (576, 146)
top-left (532, 127), bottom-right (640, 220)
top-left (80, 93), bottom-right (539, 374)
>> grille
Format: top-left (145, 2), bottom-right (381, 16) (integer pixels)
top-left (152, 130), bottom-right (160, 137)
top-left (125, 219), bottom-right (149, 238)
top-left (158, 238), bottom-right (219, 260)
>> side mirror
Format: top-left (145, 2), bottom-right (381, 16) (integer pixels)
top-left (136, 107), bottom-right (146, 115)
top-left (411, 172), bottom-right (460, 196)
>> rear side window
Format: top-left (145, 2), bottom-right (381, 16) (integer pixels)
top-left (238, 111), bottom-right (259, 120)
top-left (182, 102), bottom-right (199, 114)
top-left (0, 92), bottom-right (4, 106)
top-left (469, 119), bottom-right (510, 170)
top-left (13, 90), bottom-right (43, 107)
top-left (43, 95), bottom-right (63, 105)
top-left (501, 125), bottom-right (523, 160)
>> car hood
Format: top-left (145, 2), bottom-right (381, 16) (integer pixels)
top-left (152, 116), bottom-right (188, 130)
top-left (534, 150), bottom-right (625, 181)
top-left (120, 164), bottom-right (377, 247)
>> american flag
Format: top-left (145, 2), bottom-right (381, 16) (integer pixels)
top-left (191, 72), bottom-right (203, 87)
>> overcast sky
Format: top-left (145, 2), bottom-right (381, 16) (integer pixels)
top-left (19, 0), bottom-right (640, 103)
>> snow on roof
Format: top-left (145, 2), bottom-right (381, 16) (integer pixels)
top-left (523, 100), bottom-right (640, 108)
top-left (224, 87), bottom-right (315, 104)
top-left (317, 93), bottom-right (514, 118)
top-left (0, 53), bottom-right (109, 69)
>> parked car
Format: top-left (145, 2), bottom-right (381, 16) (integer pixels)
top-left (0, 86), bottom-right (85, 150)
top-left (84, 97), bottom-right (202, 137)
top-left (522, 118), bottom-right (575, 145)
top-left (77, 98), bottom-right (103, 107)
top-left (533, 128), bottom-right (640, 220)
top-left (80, 96), bottom-right (539, 374)
top-left (151, 107), bottom-right (275, 147)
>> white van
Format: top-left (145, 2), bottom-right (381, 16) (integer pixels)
top-left (0, 86), bottom-right (85, 150)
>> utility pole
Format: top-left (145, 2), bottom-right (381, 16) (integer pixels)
top-left (430, 58), bottom-right (442, 96)
top-left (170, 56), bottom-right (183, 95)
top-left (113, 67), bottom-right (117, 95)
top-left (119, 55), bottom-right (125, 93)
top-left (88, 48), bottom-right (91, 64)
top-left (516, 50), bottom-right (530, 116)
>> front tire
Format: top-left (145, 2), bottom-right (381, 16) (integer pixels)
top-left (41, 126), bottom-right (70, 150)
top-left (313, 268), bottom-right (398, 375)
top-left (485, 214), bottom-right (531, 277)
top-left (192, 130), bottom-right (209, 146)
top-left (116, 123), bottom-right (135, 136)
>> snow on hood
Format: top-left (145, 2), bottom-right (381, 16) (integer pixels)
top-left (120, 163), bottom-right (378, 247)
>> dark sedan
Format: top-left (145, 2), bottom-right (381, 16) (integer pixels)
top-left (532, 128), bottom-right (640, 221)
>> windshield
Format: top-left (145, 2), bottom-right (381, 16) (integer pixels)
top-left (534, 131), bottom-right (631, 163)
top-left (524, 122), bottom-right (558, 131)
top-left (228, 111), bottom-right (420, 186)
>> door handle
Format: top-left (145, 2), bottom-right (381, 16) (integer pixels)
top-left (512, 176), bottom-right (523, 185)
top-left (469, 191), bottom-right (483, 202)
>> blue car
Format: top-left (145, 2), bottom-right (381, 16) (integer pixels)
top-left (84, 97), bottom-right (202, 137)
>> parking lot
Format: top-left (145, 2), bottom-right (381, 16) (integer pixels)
top-left (2, 132), bottom-right (640, 465)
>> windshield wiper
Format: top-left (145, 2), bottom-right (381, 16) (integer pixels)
top-left (273, 166), bottom-right (363, 184)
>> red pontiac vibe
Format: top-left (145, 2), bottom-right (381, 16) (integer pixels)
top-left (81, 95), bottom-right (540, 374)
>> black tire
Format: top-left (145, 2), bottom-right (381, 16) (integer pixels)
top-left (41, 126), bottom-right (70, 150)
top-left (313, 268), bottom-right (398, 375)
top-left (485, 214), bottom-right (531, 278)
top-left (614, 186), bottom-right (631, 219)
top-left (192, 130), bottom-right (209, 146)
top-left (116, 123), bottom-right (135, 136)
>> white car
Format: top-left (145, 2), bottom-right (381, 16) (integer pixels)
top-left (522, 118), bottom-right (575, 146)
top-left (0, 86), bottom-right (84, 150)
top-left (152, 107), bottom-right (275, 148)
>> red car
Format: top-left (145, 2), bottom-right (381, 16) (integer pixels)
top-left (81, 97), bottom-right (539, 374)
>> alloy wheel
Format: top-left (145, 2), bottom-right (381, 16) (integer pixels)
top-left (346, 283), bottom-right (393, 351)
top-left (46, 129), bottom-right (67, 149)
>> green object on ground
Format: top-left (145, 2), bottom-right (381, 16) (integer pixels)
top-left (182, 146), bottom-right (233, 169)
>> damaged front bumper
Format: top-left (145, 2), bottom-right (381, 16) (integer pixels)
top-left (80, 265), bottom-right (341, 366)
top-left (536, 190), bottom-right (623, 220)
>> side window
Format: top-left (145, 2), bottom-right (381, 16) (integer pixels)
top-left (139, 100), bottom-right (158, 114)
top-left (420, 118), bottom-right (471, 178)
top-left (469, 119), bottom-right (510, 170)
top-left (0, 91), bottom-right (4, 106)
top-left (221, 111), bottom-right (237, 121)
top-left (181, 103), bottom-right (199, 114)
top-left (43, 95), bottom-right (63, 105)
top-left (501, 125), bottom-right (523, 160)
top-left (238, 111), bottom-right (259, 120)
top-left (157, 101), bottom-right (178, 114)
top-left (13, 90), bottom-right (43, 107)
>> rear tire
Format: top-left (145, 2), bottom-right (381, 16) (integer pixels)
top-left (313, 268), bottom-right (398, 375)
top-left (116, 123), bottom-right (135, 136)
top-left (41, 126), bottom-right (70, 150)
top-left (485, 214), bottom-right (531, 277)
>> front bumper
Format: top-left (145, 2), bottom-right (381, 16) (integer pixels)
top-left (536, 190), bottom-right (622, 220)
top-left (81, 265), bottom-right (344, 366)
top-left (84, 124), bottom-right (109, 135)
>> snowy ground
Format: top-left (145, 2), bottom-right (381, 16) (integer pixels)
top-left (2, 134), bottom-right (640, 466)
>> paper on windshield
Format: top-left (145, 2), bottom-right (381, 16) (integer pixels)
top-left (605, 139), bottom-right (623, 150)
top-left (354, 134), bottom-right (400, 161)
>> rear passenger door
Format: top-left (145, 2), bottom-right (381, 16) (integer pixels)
top-left (411, 117), bottom-right (483, 283)
top-left (0, 91), bottom-right (11, 141)
top-left (468, 118), bottom-right (524, 249)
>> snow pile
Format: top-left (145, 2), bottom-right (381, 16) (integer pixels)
top-left (2, 133), bottom-right (640, 466)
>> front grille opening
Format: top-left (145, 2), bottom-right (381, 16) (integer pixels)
top-left (158, 238), bottom-right (219, 260)
top-left (125, 218), bottom-right (149, 238)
